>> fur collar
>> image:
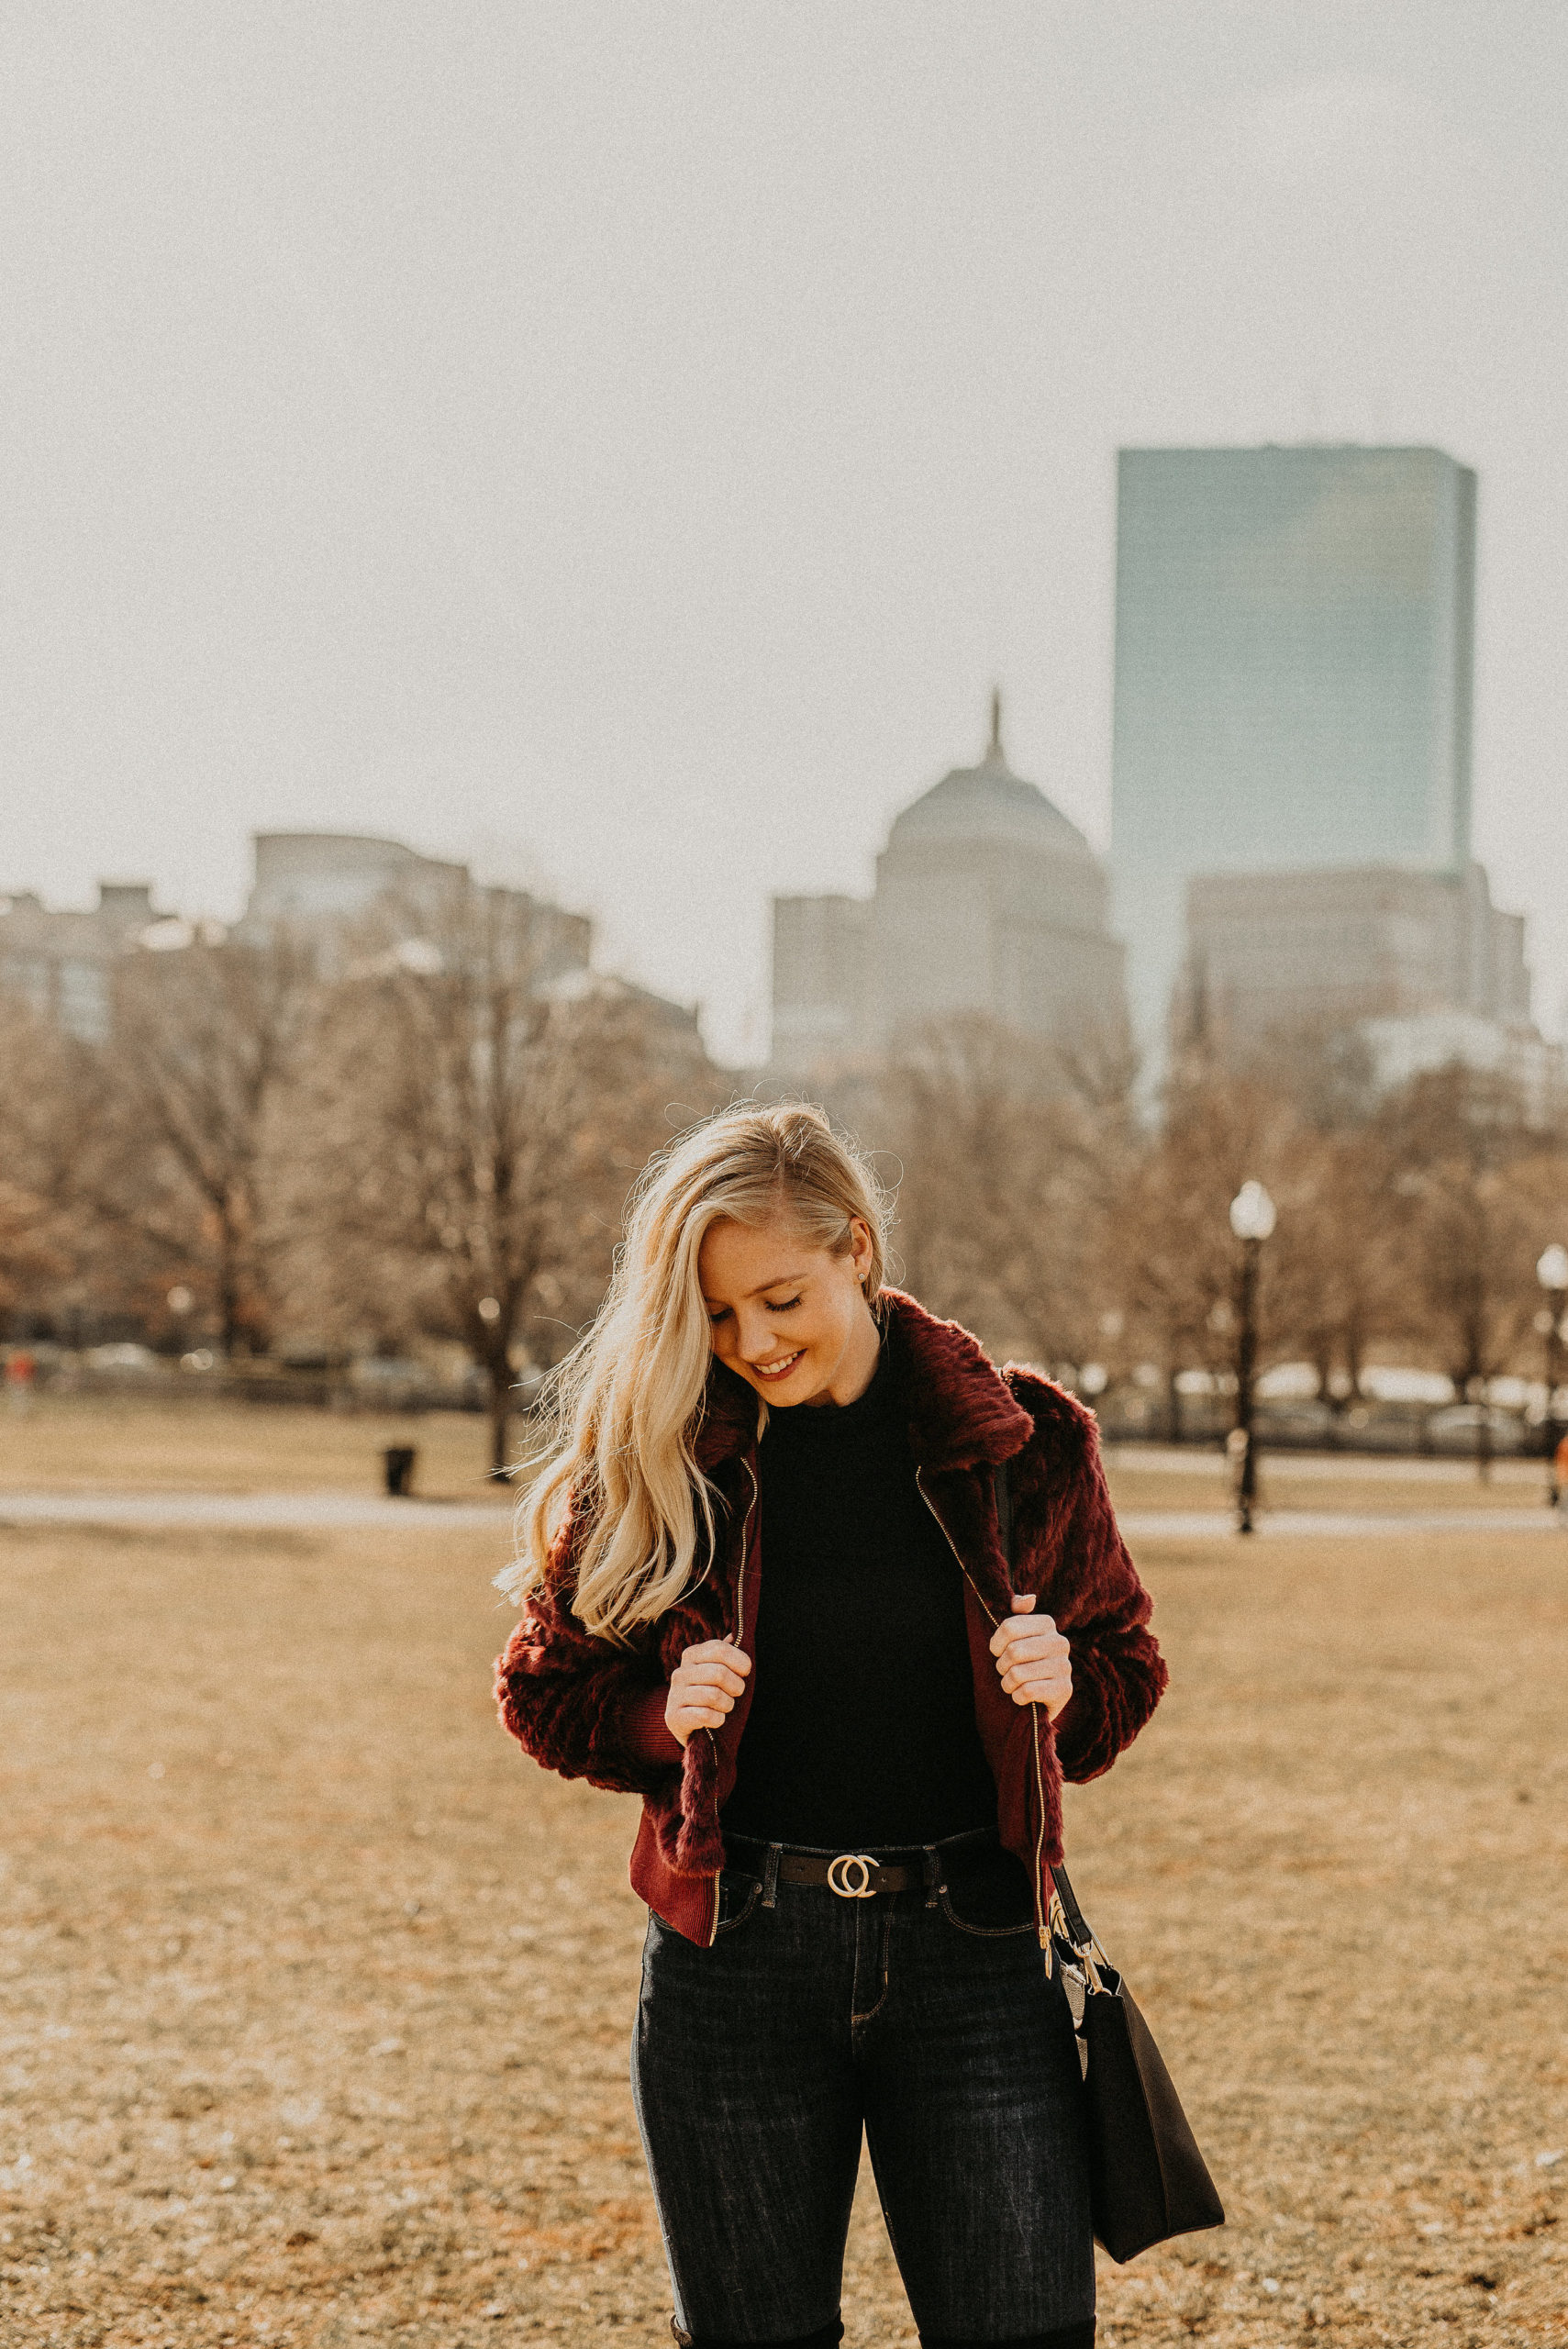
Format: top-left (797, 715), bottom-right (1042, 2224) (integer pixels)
top-left (691, 1286), bottom-right (1033, 1475)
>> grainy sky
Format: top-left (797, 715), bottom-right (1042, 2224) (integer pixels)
top-left (4, 3), bottom-right (1564, 1063)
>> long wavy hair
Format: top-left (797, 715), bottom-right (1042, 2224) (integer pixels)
top-left (497, 1102), bottom-right (890, 1642)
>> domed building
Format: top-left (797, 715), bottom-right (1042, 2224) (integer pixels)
top-left (771, 698), bottom-right (1128, 1076)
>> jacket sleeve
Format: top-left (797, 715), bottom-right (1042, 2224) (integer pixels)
top-left (1017, 1397), bottom-right (1168, 1784)
top-left (495, 1514), bottom-right (684, 1794)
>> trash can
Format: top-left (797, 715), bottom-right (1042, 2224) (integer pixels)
top-left (384, 1445), bottom-right (417, 1497)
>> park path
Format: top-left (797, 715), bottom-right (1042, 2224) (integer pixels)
top-left (1105, 1442), bottom-right (1545, 1484)
top-left (0, 1488), bottom-right (1562, 1540)
top-left (1117, 1506), bottom-right (1562, 1540)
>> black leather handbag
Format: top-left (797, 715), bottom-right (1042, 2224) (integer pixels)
top-left (995, 1464), bottom-right (1225, 2264)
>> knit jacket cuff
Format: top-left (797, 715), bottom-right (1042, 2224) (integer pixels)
top-left (625, 1684), bottom-right (684, 1767)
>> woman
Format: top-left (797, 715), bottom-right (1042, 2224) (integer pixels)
top-left (496, 1105), bottom-right (1165, 2349)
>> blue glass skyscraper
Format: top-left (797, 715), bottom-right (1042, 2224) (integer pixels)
top-left (1110, 444), bottom-right (1476, 1070)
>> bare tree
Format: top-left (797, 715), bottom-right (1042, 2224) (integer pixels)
top-left (104, 932), bottom-right (317, 1356)
top-left (1266, 1125), bottom-right (1407, 1411)
top-left (1112, 1127), bottom-right (1230, 1438)
top-left (300, 881), bottom-right (719, 1474)
top-left (1110, 1064), bottom-right (1370, 1437)
top-left (876, 1014), bottom-right (1132, 1374)
top-left (0, 996), bottom-right (81, 1322)
top-left (1109, 1052), bottom-right (1444, 1442)
top-left (1377, 1064), bottom-right (1559, 1475)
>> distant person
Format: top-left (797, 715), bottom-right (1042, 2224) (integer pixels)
top-left (5, 1351), bottom-right (36, 1411)
top-left (495, 1104), bottom-right (1166, 2349)
top-left (1554, 1428), bottom-right (1568, 1509)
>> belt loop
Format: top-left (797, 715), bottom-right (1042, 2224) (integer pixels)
top-left (762, 1842), bottom-right (782, 1909)
top-left (921, 1844), bottom-right (944, 1908)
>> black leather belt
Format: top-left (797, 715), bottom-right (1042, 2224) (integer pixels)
top-left (778, 1852), bottom-right (919, 1898)
top-left (724, 1829), bottom-right (996, 1900)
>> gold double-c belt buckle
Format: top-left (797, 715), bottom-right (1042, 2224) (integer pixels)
top-left (827, 1852), bottom-right (878, 1898)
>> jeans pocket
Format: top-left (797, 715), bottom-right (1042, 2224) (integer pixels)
top-left (713, 1869), bottom-right (762, 1935)
top-left (938, 1888), bottom-right (1038, 1938)
top-left (938, 1847), bottom-right (1039, 1936)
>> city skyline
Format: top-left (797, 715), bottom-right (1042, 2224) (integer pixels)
top-left (1, 433), bottom-right (1551, 1069)
top-left (3, 6), bottom-right (1565, 1063)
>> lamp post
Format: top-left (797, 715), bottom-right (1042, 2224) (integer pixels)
top-left (1536, 1243), bottom-right (1568, 1508)
top-left (166, 1284), bottom-right (195, 1360)
top-left (1229, 1180), bottom-right (1277, 1535)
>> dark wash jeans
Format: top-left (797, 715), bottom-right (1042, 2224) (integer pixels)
top-left (630, 1832), bottom-right (1095, 2349)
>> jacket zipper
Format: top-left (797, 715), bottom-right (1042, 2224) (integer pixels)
top-left (916, 1467), bottom-right (1052, 1954)
top-left (732, 1457), bottom-right (758, 1653)
top-left (705, 1457), bottom-right (759, 1947)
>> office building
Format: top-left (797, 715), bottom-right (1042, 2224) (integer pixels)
top-left (1179, 861), bottom-right (1529, 1052)
top-left (1111, 444), bottom-right (1477, 1070)
top-left (0, 882), bottom-right (172, 1044)
top-left (239, 831), bottom-right (593, 988)
top-left (241, 832), bottom-right (704, 1043)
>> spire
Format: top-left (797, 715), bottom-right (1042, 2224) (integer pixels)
top-left (987, 685), bottom-right (1004, 764)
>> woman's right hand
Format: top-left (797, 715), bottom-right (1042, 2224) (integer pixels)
top-left (665, 1638), bottom-right (751, 1748)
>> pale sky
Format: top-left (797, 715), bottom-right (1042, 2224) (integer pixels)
top-left (4, 2), bottom-right (1565, 1064)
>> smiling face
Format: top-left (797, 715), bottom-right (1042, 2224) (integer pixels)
top-left (698, 1210), bottom-right (882, 1408)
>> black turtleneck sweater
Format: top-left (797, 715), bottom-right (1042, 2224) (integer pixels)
top-left (720, 1353), bottom-right (999, 1849)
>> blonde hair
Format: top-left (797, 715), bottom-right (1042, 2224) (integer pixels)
top-left (497, 1102), bottom-right (890, 1642)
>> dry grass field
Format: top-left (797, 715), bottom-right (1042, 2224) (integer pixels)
top-left (0, 1397), bottom-right (507, 1503)
top-left (3, 1422), bottom-right (1566, 2346)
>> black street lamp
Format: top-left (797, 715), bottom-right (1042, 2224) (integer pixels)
top-left (1536, 1243), bottom-right (1568, 1508)
top-left (1229, 1179), bottom-right (1277, 1535)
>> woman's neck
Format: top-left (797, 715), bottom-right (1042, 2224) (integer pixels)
top-left (803, 1297), bottom-right (883, 1407)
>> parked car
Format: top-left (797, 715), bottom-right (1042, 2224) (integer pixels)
top-left (1333, 1402), bottom-right (1433, 1453)
top-left (1254, 1398), bottom-right (1336, 1444)
top-left (83, 1342), bottom-right (163, 1377)
top-left (348, 1356), bottom-right (439, 1408)
top-left (1424, 1403), bottom-right (1529, 1455)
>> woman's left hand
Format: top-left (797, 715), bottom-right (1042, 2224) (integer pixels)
top-left (989, 1596), bottom-right (1073, 1720)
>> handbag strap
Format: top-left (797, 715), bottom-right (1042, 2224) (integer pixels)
top-left (992, 1458), bottom-right (1099, 1962)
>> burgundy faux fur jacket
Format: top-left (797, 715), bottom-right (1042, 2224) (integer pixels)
top-left (495, 1288), bottom-right (1166, 1945)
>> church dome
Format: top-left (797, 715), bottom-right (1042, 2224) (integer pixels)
top-left (887, 697), bottom-right (1095, 861)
